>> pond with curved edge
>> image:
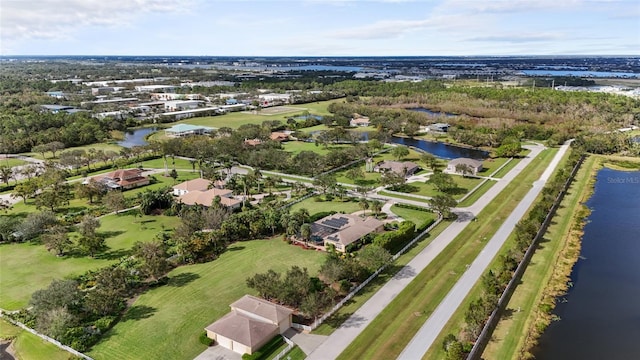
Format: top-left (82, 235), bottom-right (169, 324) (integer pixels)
top-left (117, 127), bottom-right (157, 148)
top-left (533, 168), bottom-right (640, 360)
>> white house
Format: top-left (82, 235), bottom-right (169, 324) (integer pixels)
top-left (164, 100), bottom-right (202, 112)
top-left (446, 158), bottom-right (483, 175)
top-left (350, 114), bottom-right (371, 127)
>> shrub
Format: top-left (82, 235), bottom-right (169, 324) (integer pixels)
top-left (199, 332), bottom-right (214, 346)
top-left (94, 316), bottom-right (115, 333)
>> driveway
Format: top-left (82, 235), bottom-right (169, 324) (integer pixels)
top-left (192, 345), bottom-right (242, 360)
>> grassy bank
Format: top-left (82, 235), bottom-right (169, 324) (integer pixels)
top-left (0, 319), bottom-right (70, 360)
top-left (336, 147), bottom-right (558, 360)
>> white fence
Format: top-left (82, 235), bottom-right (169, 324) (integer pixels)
top-left (0, 311), bottom-right (94, 360)
top-left (271, 335), bottom-right (295, 360)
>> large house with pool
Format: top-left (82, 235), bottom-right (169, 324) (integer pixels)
top-left (164, 124), bottom-right (215, 137)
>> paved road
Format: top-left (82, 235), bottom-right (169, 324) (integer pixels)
top-left (305, 144), bottom-right (546, 360)
top-left (397, 141), bottom-right (570, 360)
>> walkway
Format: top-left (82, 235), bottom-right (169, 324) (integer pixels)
top-left (305, 144), bottom-right (546, 360)
top-left (398, 141), bottom-right (570, 359)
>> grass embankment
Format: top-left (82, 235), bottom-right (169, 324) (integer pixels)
top-left (601, 155), bottom-right (640, 171)
top-left (0, 319), bottom-right (70, 360)
top-left (89, 238), bottom-right (323, 360)
top-left (336, 147), bottom-right (558, 360)
top-left (389, 205), bottom-right (437, 226)
top-left (422, 148), bottom-right (574, 360)
top-left (312, 219), bottom-right (453, 336)
top-left (0, 214), bottom-right (180, 310)
top-left (481, 155), bottom-right (598, 359)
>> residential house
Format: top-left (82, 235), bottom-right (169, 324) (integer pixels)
top-left (446, 158), bottom-right (483, 175)
top-left (150, 93), bottom-right (202, 101)
top-left (428, 123), bottom-right (450, 133)
top-left (269, 132), bottom-right (290, 142)
top-left (310, 213), bottom-right (384, 252)
top-left (258, 93), bottom-right (291, 107)
top-left (244, 138), bottom-right (263, 147)
top-left (350, 114), bottom-right (371, 127)
top-left (94, 169), bottom-right (150, 190)
top-left (173, 178), bottom-right (241, 209)
top-left (205, 295), bottom-right (293, 355)
top-left (374, 161), bottom-right (420, 177)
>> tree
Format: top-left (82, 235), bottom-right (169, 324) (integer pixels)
top-left (429, 172), bottom-right (456, 193)
top-left (84, 267), bottom-right (130, 316)
top-left (0, 166), bottom-right (13, 186)
top-left (357, 245), bottom-right (392, 272)
top-left (169, 169), bottom-right (179, 183)
top-left (103, 190), bottom-right (126, 214)
top-left (30, 279), bottom-right (81, 317)
top-left (300, 223), bottom-right (312, 245)
top-left (133, 240), bottom-right (169, 281)
top-left (77, 215), bottom-right (102, 257)
top-left (32, 144), bottom-right (50, 159)
top-left (358, 198), bottom-right (370, 216)
top-left (313, 173), bottom-right (337, 196)
top-left (48, 141), bottom-right (65, 158)
top-left (15, 210), bottom-right (58, 241)
top-left (370, 200), bottom-right (383, 217)
top-left (455, 163), bottom-right (473, 177)
top-left (35, 166), bottom-right (71, 212)
top-left (380, 170), bottom-right (406, 189)
top-left (75, 179), bottom-right (106, 204)
top-left (42, 225), bottom-right (71, 256)
top-left (429, 194), bottom-right (457, 219)
top-left (391, 145), bottom-right (410, 161)
top-left (36, 307), bottom-right (76, 339)
top-left (345, 167), bottom-right (365, 184)
top-left (420, 152), bottom-right (440, 172)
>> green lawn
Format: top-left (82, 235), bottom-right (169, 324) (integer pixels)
top-left (481, 154), bottom-right (596, 360)
top-left (289, 196), bottom-right (362, 216)
top-left (89, 238), bottom-right (324, 360)
top-left (457, 179), bottom-right (497, 207)
top-left (1, 158), bottom-right (28, 167)
top-left (332, 149), bottom-right (421, 187)
top-left (137, 157), bottom-right (196, 170)
top-left (0, 319), bottom-right (70, 360)
top-left (393, 175), bottom-right (482, 200)
top-left (0, 213), bottom-right (180, 310)
top-left (479, 157), bottom-right (509, 176)
top-left (389, 205), bottom-right (437, 227)
top-left (24, 142), bottom-right (124, 160)
top-left (336, 147), bottom-right (559, 360)
top-left (282, 141), bottom-right (353, 156)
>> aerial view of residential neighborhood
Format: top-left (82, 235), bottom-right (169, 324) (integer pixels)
top-left (0, 1), bottom-right (638, 360)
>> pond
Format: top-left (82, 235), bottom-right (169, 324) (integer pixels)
top-left (117, 127), bottom-right (157, 148)
top-left (408, 107), bottom-right (458, 118)
top-left (533, 168), bottom-right (640, 360)
top-left (388, 136), bottom-right (487, 159)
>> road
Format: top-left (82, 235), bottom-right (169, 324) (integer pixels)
top-left (305, 143), bottom-right (547, 360)
top-left (397, 141), bottom-right (570, 360)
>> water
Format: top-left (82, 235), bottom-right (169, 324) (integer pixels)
top-left (388, 136), bottom-right (487, 159)
top-left (520, 69), bottom-right (640, 78)
top-left (409, 107), bottom-right (457, 118)
top-left (534, 168), bottom-right (640, 360)
top-left (117, 127), bottom-right (157, 148)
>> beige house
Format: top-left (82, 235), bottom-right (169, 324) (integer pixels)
top-left (350, 114), bottom-right (371, 127)
top-left (311, 213), bottom-right (384, 252)
top-left (446, 158), bottom-right (483, 175)
top-left (374, 161), bottom-right (420, 177)
top-left (172, 178), bottom-right (241, 209)
top-left (205, 295), bottom-right (293, 355)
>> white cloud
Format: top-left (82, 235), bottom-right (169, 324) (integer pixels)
top-left (0, 0), bottom-right (195, 41)
top-left (466, 33), bottom-right (564, 43)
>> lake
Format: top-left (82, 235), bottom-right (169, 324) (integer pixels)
top-left (533, 168), bottom-right (640, 360)
top-left (117, 127), bottom-right (157, 148)
top-left (388, 136), bottom-right (487, 159)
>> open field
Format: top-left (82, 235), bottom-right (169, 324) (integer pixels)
top-left (388, 175), bottom-right (482, 200)
top-left (0, 213), bottom-right (179, 310)
top-left (281, 141), bottom-right (353, 156)
top-left (389, 205), bottom-right (437, 227)
top-left (480, 154), bottom-right (597, 360)
top-left (336, 147), bottom-right (558, 360)
top-left (23, 142), bottom-right (124, 160)
top-left (137, 157), bottom-right (196, 170)
top-left (0, 319), bottom-right (70, 360)
top-left (88, 238), bottom-right (324, 360)
top-left (290, 196), bottom-right (362, 216)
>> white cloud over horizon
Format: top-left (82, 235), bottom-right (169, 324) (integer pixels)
top-left (1, 0), bottom-right (638, 56)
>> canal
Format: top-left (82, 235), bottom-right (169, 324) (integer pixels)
top-left (533, 168), bottom-right (640, 360)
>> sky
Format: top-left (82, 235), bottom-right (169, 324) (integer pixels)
top-left (1, 0), bottom-right (639, 56)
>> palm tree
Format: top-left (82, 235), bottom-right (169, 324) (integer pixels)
top-left (359, 198), bottom-right (370, 216)
top-left (370, 200), bottom-right (383, 218)
top-left (300, 223), bottom-right (312, 246)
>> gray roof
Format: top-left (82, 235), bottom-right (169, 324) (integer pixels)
top-left (205, 312), bottom-right (277, 348)
top-left (448, 158), bottom-right (483, 168)
top-left (375, 161), bottom-right (420, 174)
top-left (231, 295), bottom-right (293, 324)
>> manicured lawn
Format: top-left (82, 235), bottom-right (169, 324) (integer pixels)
top-left (138, 157), bottom-right (196, 170)
top-left (283, 346), bottom-right (307, 360)
top-left (332, 149), bottom-right (420, 187)
top-left (0, 319), bottom-right (70, 360)
top-left (0, 213), bottom-right (180, 310)
top-left (24, 142), bottom-right (124, 160)
top-left (89, 238), bottom-right (324, 360)
top-left (389, 205), bottom-right (437, 227)
top-left (336, 148), bottom-right (558, 360)
top-left (0, 158), bottom-right (28, 167)
top-left (457, 179), bottom-right (497, 207)
top-left (393, 175), bottom-right (482, 200)
top-left (479, 157), bottom-right (510, 176)
top-left (481, 154), bottom-right (596, 360)
top-left (289, 196), bottom-right (362, 216)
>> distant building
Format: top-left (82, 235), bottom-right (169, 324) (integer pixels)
top-left (269, 132), bottom-right (290, 142)
top-left (374, 161), bottom-right (420, 177)
top-left (40, 105), bottom-right (85, 114)
top-left (164, 124), bottom-right (215, 137)
top-left (204, 295), bottom-right (293, 355)
top-left (91, 87), bottom-right (122, 96)
top-left (244, 138), bottom-right (263, 147)
top-left (160, 107), bottom-right (222, 121)
top-left (46, 91), bottom-right (67, 99)
top-left (134, 84), bottom-right (177, 92)
top-left (446, 158), bottom-right (483, 175)
top-left (164, 100), bottom-right (202, 112)
top-left (428, 123), bottom-right (450, 133)
top-left (258, 93), bottom-right (291, 107)
top-left (150, 93), bottom-right (202, 101)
